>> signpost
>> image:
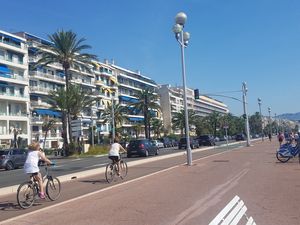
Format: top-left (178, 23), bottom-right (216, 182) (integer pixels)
top-left (224, 125), bottom-right (229, 148)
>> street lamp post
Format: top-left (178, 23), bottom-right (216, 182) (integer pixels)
top-left (242, 82), bottom-right (251, 147)
top-left (91, 108), bottom-right (94, 147)
top-left (268, 107), bottom-right (271, 138)
top-left (258, 98), bottom-right (264, 141)
top-left (172, 12), bottom-right (192, 165)
top-left (274, 113), bottom-right (278, 134)
top-left (111, 96), bottom-right (115, 141)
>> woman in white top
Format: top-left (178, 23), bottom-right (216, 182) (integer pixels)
top-left (24, 141), bottom-right (52, 199)
top-left (108, 138), bottom-right (126, 175)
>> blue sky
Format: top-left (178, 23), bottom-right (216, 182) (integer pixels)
top-left (1, 0), bottom-right (299, 116)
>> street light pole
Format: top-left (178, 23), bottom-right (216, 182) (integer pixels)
top-left (173, 12), bottom-right (192, 165)
top-left (91, 108), bottom-right (94, 147)
top-left (242, 82), bottom-right (251, 147)
top-left (111, 96), bottom-right (115, 141)
top-left (258, 98), bottom-right (264, 141)
top-left (274, 113), bottom-right (278, 134)
top-left (268, 107), bottom-right (271, 137)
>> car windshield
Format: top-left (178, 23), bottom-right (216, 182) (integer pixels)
top-left (199, 136), bottom-right (209, 139)
top-left (0, 150), bottom-right (9, 155)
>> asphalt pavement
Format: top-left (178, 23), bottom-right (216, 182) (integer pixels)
top-left (1, 139), bottom-right (300, 225)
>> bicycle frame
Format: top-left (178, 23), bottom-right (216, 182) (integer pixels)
top-left (277, 143), bottom-right (300, 157)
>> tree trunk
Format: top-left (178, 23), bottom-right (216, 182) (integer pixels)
top-left (43, 130), bottom-right (48, 150)
top-left (62, 112), bottom-right (69, 155)
top-left (64, 67), bottom-right (73, 145)
top-left (144, 95), bottom-right (148, 139)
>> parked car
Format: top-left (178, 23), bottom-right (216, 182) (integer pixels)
top-left (0, 148), bottom-right (27, 170)
top-left (197, 135), bottom-right (216, 146)
top-left (170, 139), bottom-right (178, 147)
top-left (127, 139), bottom-right (159, 157)
top-left (151, 140), bottom-right (164, 148)
top-left (178, 137), bottom-right (200, 149)
top-left (235, 134), bottom-right (246, 141)
top-left (159, 137), bottom-right (173, 148)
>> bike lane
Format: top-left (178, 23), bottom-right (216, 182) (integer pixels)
top-left (1, 140), bottom-right (300, 225)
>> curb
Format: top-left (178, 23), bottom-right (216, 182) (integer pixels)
top-left (0, 140), bottom-right (254, 197)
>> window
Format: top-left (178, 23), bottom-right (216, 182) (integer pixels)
top-left (7, 52), bottom-right (13, 61)
top-left (9, 87), bottom-right (14, 95)
top-left (0, 50), bottom-right (4, 59)
top-left (0, 87), bottom-right (6, 93)
top-left (18, 55), bottom-right (23, 64)
top-left (19, 88), bottom-right (24, 96)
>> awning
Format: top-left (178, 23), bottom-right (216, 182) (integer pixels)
top-left (119, 96), bottom-right (139, 103)
top-left (34, 109), bottom-right (62, 118)
top-left (0, 33), bottom-right (24, 43)
top-left (0, 64), bottom-right (11, 73)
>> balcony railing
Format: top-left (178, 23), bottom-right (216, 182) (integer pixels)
top-left (0, 39), bottom-right (22, 49)
top-left (0, 92), bottom-right (28, 98)
top-left (3, 112), bottom-right (28, 117)
top-left (30, 86), bottom-right (56, 93)
top-left (0, 56), bottom-right (24, 65)
top-left (30, 71), bottom-right (65, 82)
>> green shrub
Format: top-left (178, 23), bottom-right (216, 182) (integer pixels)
top-left (84, 145), bottom-right (109, 156)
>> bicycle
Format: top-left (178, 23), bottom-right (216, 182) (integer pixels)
top-left (105, 153), bottom-right (128, 183)
top-left (17, 164), bottom-right (61, 209)
top-left (276, 142), bottom-right (300, 163)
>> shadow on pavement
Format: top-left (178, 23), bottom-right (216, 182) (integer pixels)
top-left (0, 201), bottom-right (21, 211)
top-left (80, 179), bottom-right (107, 185)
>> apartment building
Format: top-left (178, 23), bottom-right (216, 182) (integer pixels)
top-left (0, 30), bottom-right (30, 148)
top-left (159, 84), bottom-right (229, 133)
top-left (14, 32), bottom-right (65, 148)
top-left (93, 61), bottom-right (118, 139)
top-left (14, 32), bottom-right (118, 147)
top-left (111, 64), bottom-right (159, 137)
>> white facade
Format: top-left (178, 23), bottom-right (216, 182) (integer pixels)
top-left (158, 84), bottom-right (229, 133)
top-left (0, 30), bottom-right (30, 148)
top-left (111, 64), bottom-right (158, 137)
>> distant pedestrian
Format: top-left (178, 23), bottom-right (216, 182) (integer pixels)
top-left (268, 133), bottom-right (272, 142)
top-left (277, 132), bottom-right (284, 146)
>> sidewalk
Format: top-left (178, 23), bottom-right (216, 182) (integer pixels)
top-left (2, 140), bottom-right (300, 225)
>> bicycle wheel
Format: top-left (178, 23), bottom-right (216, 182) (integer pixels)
top-left (105, 163), bottom-right (115, 183)
top-left (46, 177), bottom-right (61, 201)
top-left (119, 160), bottom-right (128, 178)
top-left (276, 152), bottom-right (291, 163)
top-left (17, 181), bottom-right (35, 209)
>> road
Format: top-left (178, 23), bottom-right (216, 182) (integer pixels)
top-left (0, 140), bottom-right (236, 188)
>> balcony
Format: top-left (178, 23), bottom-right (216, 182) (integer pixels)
top-left (0, 92), bottom-right (28, 100)
top-left (30, 71), bottom-right (65, 83)
top-left (30, 86), bottom-right (56, 94)
top-left (0, 39), bottom-right (27, 54)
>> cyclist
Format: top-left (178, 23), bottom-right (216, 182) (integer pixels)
top-left (24, 141), bottom-right (52, 199)
top-left (108, 138), bottom-right (126, 176)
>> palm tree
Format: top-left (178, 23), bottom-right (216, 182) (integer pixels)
top-left (151, 118), bottom-right (164, 138)
top-left (132, 123), bottom-right (143, 139)
top-left (205, 111), bottom-right (221, 137)
top-left (101, 102), bottom-right (128, 133)
top-left (35, 30), bottom-right (98, 90)
top-left (35, 30), bottom-right (98, 149)
top-left (67, 85), bottom-right (97, 120)
top-left (48, 84), bottom-right (97, 154)
top-left (130, 88), bottom-right (160, 139)
top-left (42, 118), bottom-right (57, 150)
top-left (172, 109), bottom-right (197, 136)
top-left (48, 87), bottom-right (69, 151)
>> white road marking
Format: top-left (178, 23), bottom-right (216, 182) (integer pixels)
top-left (84, 163), bottom-right (107, 169)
